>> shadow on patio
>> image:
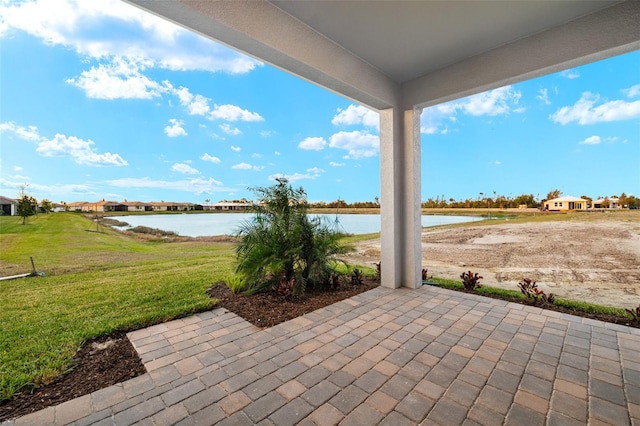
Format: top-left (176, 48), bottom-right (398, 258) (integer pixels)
top-left (8, 285), bottom-right (640, 425)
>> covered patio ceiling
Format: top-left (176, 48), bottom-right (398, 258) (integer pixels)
top-left (125, 0), bottom-right (639, 110)
top-left (124, 0), bottom-right (640, 289)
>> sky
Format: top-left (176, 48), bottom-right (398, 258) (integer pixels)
top-left (0, 0), bottom-right (639, 205)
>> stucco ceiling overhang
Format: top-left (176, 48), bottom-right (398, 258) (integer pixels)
top-left (125, 0), bottom-right (640, 110)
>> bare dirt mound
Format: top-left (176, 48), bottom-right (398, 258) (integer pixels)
top-left (347, 213), bottom-right (640, 309)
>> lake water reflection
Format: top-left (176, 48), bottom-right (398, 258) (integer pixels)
top-left (110, 213), bottom-right (482, 237)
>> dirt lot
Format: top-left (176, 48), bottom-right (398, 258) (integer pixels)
top-left (346, 211), bottom-right (640, 309)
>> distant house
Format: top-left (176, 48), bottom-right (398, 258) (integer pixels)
top-left (149, 201), bottom-right (186, 211)
top-left (123, 201), bottom-right (152, 212)
top-left (0, 196), bottom-right (17, 216)
top-left (543, 196), bottom-right (588, 211)
top-left (66, 201), bottom-right (89, 212)
top-left (51, 203), bottom-right (66, 213)
top-left (208, 201), bottom-right (253, 211)
top-left (592, 197), bottom-right (620, 209)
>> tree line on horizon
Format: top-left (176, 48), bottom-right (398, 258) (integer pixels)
top-left (310, 190), bottom-right (639, 210)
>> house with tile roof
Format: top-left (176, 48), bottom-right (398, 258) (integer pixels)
top-left (543, 196), bottom-right (588, 211)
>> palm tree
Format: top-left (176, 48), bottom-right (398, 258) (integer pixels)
top-left (235, 178), bottom-right (352, 295)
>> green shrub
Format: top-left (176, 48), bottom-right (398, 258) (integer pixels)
top-left (224, 275), bottom-right (247, 294)
top-left (235, 178), bottom-right (353, 295)
top-left (129, 226), bottom-right (177, 236)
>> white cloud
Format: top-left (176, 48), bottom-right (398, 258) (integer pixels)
top-left (107, 177), bottom-right (227, 195)
top-left (298, 137), bottom-right (327, 151)
top-left (0, 178), bottom-right (93, 197)
top-left (420, 124), bottom-right (446, 135)
top-left (209, 104), bottom-right (263, 122)
top-left (623, 84), bottom-right (640, 98)
top-left (188, 96), bottom-right (210, 116)
top-left (0, 121), bottom-right (41, 141)
top-left (0, 0), bottom-right (260, 74)
top-left (201, 153), bottom-right (221, 164)
top-left (36, 134), bottom-right (128, 166)
top-left (332, 104), bottom-right (379, 128)
top-left (458, 86), bottom-right (522, 116)
top-left (232, 162), bottom-right (263, 171)
top-left (260, 130), bottom-right (275, 137)
top-left (171, 162), bottom-right (199, 174)
top-left (561, 69), bottom-right (580, 79)
top-left (328, 131), bottom-right (379, 159)
top-left (14, 166), bottom-right (23, 171)
top-left (2, 121), bottom-right (127, 167)
top-left (219, 123), bottom-right (241, 135)
top-left (173, 86), bottom-right (211, 115)
top-left (268, 168), bottom-right (323, 182)
top-left (551, 92), bottom-right (640, 125)
top-left (329, 161), bottom-right (345, 167)
top-left (421, 85), bottom-right (522, 134)
top-left (536, 88), bottom-right (551, 105)
top-left (274, 151), bottom-right (281, 156)
top-left (164, 119), bottom-right (187, 137)
top-left (66, 57), bottom-right (167, 100)
top-left (579, 135), bottom-right (618, 145)
top-left (230, 145), bottom-right (241, 152)
top-left (232, 162), bottom-right (252, 170)
top-left (580, 136), bottom-right (601, 145)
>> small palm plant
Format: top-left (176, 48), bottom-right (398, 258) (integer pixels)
top-left (235, 178), bottom-right (352, 296)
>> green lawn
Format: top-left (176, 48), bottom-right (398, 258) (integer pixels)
top-left (0, 213), bottom-right (235, 400)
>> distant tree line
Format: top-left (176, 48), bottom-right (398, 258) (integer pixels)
top-left (308, 191), bottom-right (639, 210)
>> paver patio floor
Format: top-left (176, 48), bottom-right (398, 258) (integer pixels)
top-left (6, 285), bottom-right (640, 425)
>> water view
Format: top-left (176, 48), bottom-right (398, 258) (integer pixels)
top-left (109, 213), bottom-right (482, 237)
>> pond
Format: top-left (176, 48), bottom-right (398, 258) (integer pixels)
top-left (109, 213), bottom-right (482, 237)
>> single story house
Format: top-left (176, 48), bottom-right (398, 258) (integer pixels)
top-left (51, 203), bottom-right (66, 213)
top-left (592, 197), bottom-right (621, 209)
top-left (66, 201), bottom-right (89, 212)
top-left (206, 202), bottom-right (253, 211)
top-left (123, 201), bottom-right (152, 212)
top-left (544, 196), bottom-right (588, 212)
top-left (149, 202), bottom-right (191, 211)
top-left (0, 196), bottom-right (17, 216)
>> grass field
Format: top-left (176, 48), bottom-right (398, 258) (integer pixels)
top-left (0, 213), bottom-right (235, 401)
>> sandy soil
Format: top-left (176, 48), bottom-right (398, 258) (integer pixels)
top-left (345, 212), bottom-right (640, 309)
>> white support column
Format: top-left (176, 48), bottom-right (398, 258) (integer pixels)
top-left (379, 106), bottom-right (422, 289)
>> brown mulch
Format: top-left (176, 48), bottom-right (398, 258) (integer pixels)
top-left (206, 277), bottom-right (380, 328)
top-left (3, 277), bottom-right (637, 422)
top-left (0, 331), bottom-right (146, 422)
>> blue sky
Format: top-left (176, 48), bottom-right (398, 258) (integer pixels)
top-left (1, 0), bottom-right (638, 204)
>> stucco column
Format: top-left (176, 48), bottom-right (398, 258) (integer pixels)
top-left (379, 106), bottom-right (422, 289)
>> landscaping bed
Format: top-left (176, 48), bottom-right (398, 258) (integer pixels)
top-left (433, 283), bottom-right (640, 329)
top-left (0, 331), bottom-right (145, 422)
top-left (0, 278), bottom-right (379, 422)
top-left (207, 277), bottom-right (380, 328)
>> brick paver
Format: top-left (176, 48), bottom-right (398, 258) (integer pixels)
top-left (4, 286), bottom-right (640, 425)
